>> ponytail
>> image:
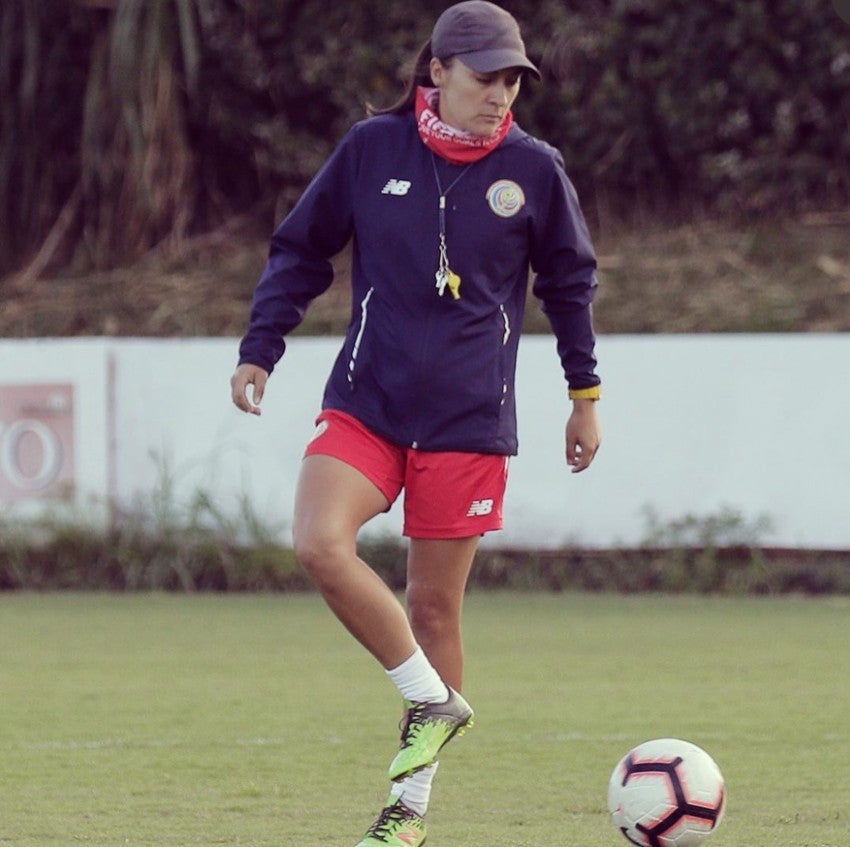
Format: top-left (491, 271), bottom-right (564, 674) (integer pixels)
top-left (367, 39), bottom-right (436, 116)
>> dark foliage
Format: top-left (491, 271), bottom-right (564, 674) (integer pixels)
top-left (2, 0), bottom-right (849, 277)
top-left (2, 529), bottom-right (850, 594)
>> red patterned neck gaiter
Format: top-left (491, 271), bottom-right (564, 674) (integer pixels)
top-left (415, 86), bottom-right (513, 164)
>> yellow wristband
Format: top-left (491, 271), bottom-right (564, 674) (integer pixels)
top-left (569, 385), bottom-right (601, 401)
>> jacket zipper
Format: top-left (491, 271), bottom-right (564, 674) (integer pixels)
top-left (347, 287), bottom-right (374, 387)
top-left (500, 304), bottom-right (511, 406)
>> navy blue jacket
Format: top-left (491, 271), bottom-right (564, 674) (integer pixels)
top-left (238, 111), bottom-right (600, 455)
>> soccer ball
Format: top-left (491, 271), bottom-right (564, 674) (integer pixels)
top-left (607, 738), bottom-right (726, 847)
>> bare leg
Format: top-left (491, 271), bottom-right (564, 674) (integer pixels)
top-left (293, 454), bottom-right (417, 669)
top-left (405, 536), bottom-right (479, 692)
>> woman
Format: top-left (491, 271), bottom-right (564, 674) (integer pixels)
top-left (230, 2), bottom-right (601, 844)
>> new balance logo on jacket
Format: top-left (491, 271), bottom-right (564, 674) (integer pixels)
top-left (466, 499), bottom-right (494, 517)
top-left (381, 179), bottom-right (412, 196)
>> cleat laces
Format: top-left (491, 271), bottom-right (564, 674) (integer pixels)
top-left (398, 702), bottom-right (430, 749)
top-left (365, 802), bottom-right (416, 842)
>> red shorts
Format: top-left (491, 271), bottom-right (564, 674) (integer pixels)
top-left (303, 409), bottom-right (509, 539)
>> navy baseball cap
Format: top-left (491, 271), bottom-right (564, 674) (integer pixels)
top-left (431, 1), bottom-right (541, 80)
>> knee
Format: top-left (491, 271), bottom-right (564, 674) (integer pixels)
top-left (292, 526), bottom-right (349, 591)
top-left (407, 585), bottom-right (458, 643)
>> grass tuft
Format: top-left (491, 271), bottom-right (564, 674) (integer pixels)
top-left (2, 489), bottom-right (849, 594)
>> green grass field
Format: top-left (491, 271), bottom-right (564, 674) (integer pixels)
top-left (1, 592), bottom-right (848, 846)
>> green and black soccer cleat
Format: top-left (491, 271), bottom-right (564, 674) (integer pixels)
top-left (355, 797), bottom-right (427, 847)
top-left (388, 687), bottom-right (474, 782)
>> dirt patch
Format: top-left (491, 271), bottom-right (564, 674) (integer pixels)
top-left (2, 213), bottom-right (849, 338)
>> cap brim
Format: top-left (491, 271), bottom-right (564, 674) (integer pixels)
top-left (457, 49), bottom-right (541, 80)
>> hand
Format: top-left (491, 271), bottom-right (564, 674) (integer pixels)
top-left (565, 399), bottom-right (601, 473)
top-left (230, 363), bottom-right (269, 416)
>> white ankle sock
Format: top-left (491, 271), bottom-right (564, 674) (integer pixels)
top-left (386, 646), bottom-right (449, 703)
top-left (391, 763), bottom-right (439, 816)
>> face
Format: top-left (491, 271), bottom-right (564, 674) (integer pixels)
top-left (429, 57), bottom-right (522, 136)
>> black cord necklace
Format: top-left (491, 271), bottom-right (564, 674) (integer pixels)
top-left (430, 152), bottom-right (474, 300)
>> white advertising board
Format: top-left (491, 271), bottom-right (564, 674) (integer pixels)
top-left (1, 335), bottom-right (848, 549)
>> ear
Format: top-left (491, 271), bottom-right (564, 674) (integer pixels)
top-left (429, 56), bottom-right (445, 86)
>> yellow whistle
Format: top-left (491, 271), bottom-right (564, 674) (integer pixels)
top-left (447, 271), bottom-right (461, 300)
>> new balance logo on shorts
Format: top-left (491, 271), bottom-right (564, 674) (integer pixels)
top-left (381, 179), bottom-right (412, 196)
top-left (466, 499), bottom-right (494, 517)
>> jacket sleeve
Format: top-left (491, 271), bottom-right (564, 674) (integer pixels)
top-left (237, 126), bottom-right (359, 374)
top-left (529, 150), bottom-right (601, 392)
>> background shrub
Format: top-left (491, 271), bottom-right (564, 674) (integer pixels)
top-left (3, 0), bottom-right (849, 276)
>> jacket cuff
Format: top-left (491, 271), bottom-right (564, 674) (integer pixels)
top-left (569, 385), bottom-right (601, 401)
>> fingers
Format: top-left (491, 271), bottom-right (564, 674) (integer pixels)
top-left (230, 364), bottom-right (268, 416)
top-left (567, 439), bottom-right (598, 473)
top-left (566, 408), bottom-right (601, 473)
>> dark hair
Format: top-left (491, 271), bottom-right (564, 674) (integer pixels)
top-left (367, 38), bottom-right (451, 116)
